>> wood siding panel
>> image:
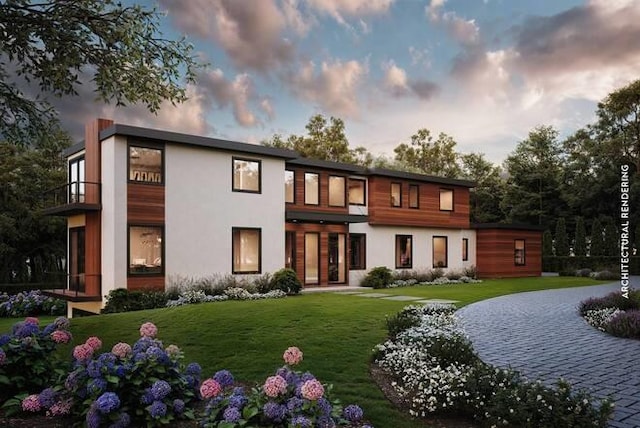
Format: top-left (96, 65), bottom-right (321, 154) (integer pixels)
top-left (127, 184), bottom-right (165, 223)
top-left (287, 167), bottom-right (349, 214)
top-left (127, 276), bottom-right (165, 292)
top-left (476, 229), bottom-right (542, 278)
top-left (367, 176), bottom-right (470, 228)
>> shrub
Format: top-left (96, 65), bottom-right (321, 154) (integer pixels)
top-left (590, 270), bottom-right (620, 280)
top-left (253, 273), bottom-right (274, 294)
top-left (270, 268), bottom-right (302, 294)
top-left (0, 290), bottom-right (66, 318)
top-left (578, 291), bottom-right (638, 315)
top-left (385, 310), bottom-right (420, 339)
top-left (576, 268), bottom-right (592, 277)
top-left (101, 289), bottom-right (169, 314)
top-left (604, 310), bottom-right (640, 339)
top-left (445, 270), bottom-right (462, 280)
top-left (360, 267), bottom-right (392, 289)
top-left (582, 308), bottom-right (622, 331)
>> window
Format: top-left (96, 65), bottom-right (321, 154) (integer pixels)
top-left (462, 238), bottom-right (469, 261)
top-left (349, 234), bottom-right (366, 270)
top-left (409, 184), bottom-right (419, 209)
top-left (69, 157), bottom-right (85, 203)
top-left (233, 158), bottom-right (261, 193)
top-left (440, 189), bottom-right (453, 211)
top-left (348, 178), bottom-right (366, 205)
top-left (129, 146), bottom-right (163, 184)
top-left (515, 239), bottom-right (526, 266)
top-left (328, 176), bottom-right (346, 207)
top-left (395, 235), bottom-right (412, 268)
top-left (391, 182), bottom-right (402, 207)
top-left (433, 236), bottom-right (448, 268)
top-left (285, 231), bottom-right (296, 270)
top-left (285, 170), bottom-right (295, 203)
top-left (305, 233), bottom-right (319, 284)
top-left (232, 228), bottom-right (261, 273)
top-left (129, 226), bottom-right (163, 275)
top-left (304, 173), bottom-right (319, 205)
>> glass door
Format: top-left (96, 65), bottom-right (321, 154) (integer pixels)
top-left (69, 227), bottom-right (86, 292)
top-left (304, 233), bottom-right (319, 284)
top-left (285, 231), bottom-right (296, 271)
top-left (328, 233), bottom-right (346, 283)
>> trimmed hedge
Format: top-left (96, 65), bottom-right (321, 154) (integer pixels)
top-left (543, 256), bottom-right (640, 274)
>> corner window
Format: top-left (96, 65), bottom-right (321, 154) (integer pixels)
top-left (129, 226), bottom-right (163, 275)
top-left (409, 184), bottom-right (419, 209)
top-left (515, 239), bottom-right (526, 266)
top-left (233, 158), bottom-right (261, 193)
top-left (440, 189), bottom-right (453, 211)
top-left (462, 238), bottom-right (469, 261)
top-left (232, 228), bottom-right (261, 273)
top-left (348, 178), bottom-right (366, 205)
top-left (129, 146), bottom-right (163, 184)
top-left (395, 235), bottom-right (412, 268)
top-left (285, 170), bottom-right (295, 203)
top-left (304, 173), bottom-right (319, 205)
top-left (329, 176), bottom-right (346, 207)
top-left (349, 234), bottom-right (366, 270)
top-left (433, 236), bottom-right (448, 268)
top-left (391, 182), bottom-right (402, 207)
top-left (69, 156), bottom-right (85, 203)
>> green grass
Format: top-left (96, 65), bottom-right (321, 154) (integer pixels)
top-left (0, 277), bottom-right (607, 427)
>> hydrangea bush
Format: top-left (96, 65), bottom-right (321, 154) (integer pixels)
top-left (199, 346), bottom-right (373, 427)
top-left (0, 290), bottom-right (66, 317)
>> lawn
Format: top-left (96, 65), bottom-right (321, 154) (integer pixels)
top-left (0, 277), bottom-right (607, 427)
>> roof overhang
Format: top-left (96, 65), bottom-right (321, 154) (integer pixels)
top-left (286, 210), bottom-right (368, 224)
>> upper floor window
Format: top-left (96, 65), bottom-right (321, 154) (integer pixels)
top-left (69, 157), bottom-right (85, 203)
top-left (129, 146), bottom-right (163, 184)
top-left (396, 235), bottom-right (412, 268)
top-left (233, 158), bottom-right (261, 193)
top-left (409, 184), bottom-right (419, 209)
top-left (391, 182), bottom-right (402, 207)
top-left (462, 238), bottom-right (469, 261)
top-left (328, 176), bottom-right (346, 207)
top-left (439, 189), bottom-right (453, 211)
top-left (129, 225), bottom-right (163, 275)
top-left (305, 172), bottom-right (319, 205)
top-left (348, 178), bottom-right (366, 205)
top-left (285, 170), bottom-right (295, 203)
top-left (515, 239), bottom-right (526, 266)
top-left (433, 236), bottom-right (448, 268)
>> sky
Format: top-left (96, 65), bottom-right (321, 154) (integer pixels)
top-left (53, 0), bottom-right (640, 163)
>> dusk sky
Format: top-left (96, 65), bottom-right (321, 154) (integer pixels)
top-left (56, 0), bottom-right (640, 162)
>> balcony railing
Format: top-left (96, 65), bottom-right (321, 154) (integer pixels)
top-left (41, 273), bottom-right (102, 302)
top-left (42, 181), bottom-right (101, 215)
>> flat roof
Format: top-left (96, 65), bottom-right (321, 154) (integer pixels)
top-left (368, 167), bottom-right (476, 188)
top-left (472, 223), bottom-right (545, 231)
top-left (62, 140), bottom-right (85, 157)
top-left (286, 157), bottom-right (367, 174)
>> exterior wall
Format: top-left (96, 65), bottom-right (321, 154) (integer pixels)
top-left (367, 176), bottom-right (470, 228)
top-left (165, 144), bottom-right (285, 281)
top-left (348, 223), bottom-right (476, 284)
top-left (476, 229), bottom-right (542, 278)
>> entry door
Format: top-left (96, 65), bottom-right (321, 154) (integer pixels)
top-left (69, 227), bottom-right (86, 292)
top-left (328, 233), bottom-right (346, 283)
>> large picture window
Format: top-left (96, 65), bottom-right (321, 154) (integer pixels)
top-left (395, 235), bottom-right (412, 268)
top-left (233, 158), bottom-right (261, 193)
top-left (349, 234), bottom-right (366, 270)
top-left (232, 228), bottom-right (261, 273)
top-left (462, 238), bottom-right (469, 261)
top-left (129, 146), bottom-right (163, 184)
top-left (328, 176), bottom-right (346, 207)
top-left (285, 170), bottom-right (295, 203)
top-left (304, 173), bottom-right (319, 205)
top-left (348, 178), bottom-right (366, 205)
top-left (515, 239), bottom-right (526, 266)
top-left (409, 184), bottom-right (419, 209)
top-left (129, 226), bottom-right (163, 275)
top-left (440, 189), bottom-right (453, 211)
top-left (433, 236), bottom-right (448, 268)
top-left (391, 182), bottom-right (402, 207)
top-left (69, 156), bottom-right (85, 203)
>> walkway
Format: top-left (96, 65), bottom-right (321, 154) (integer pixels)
top-left (457, 283), bottom-right (640, 428)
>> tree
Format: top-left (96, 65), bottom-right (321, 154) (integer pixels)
top-left (634, 223), bottom-right (640, 256)
top-left (459, 153), bottom-right (506, 223)
top-left (0, 0), bottom-right (199, 144)
top-left (602, 217), bottom-right (618, 257)
top-left (542, 230), bottom-right (553, 257)
top-left (393, 129), bottom-right (462, 177)
top-left (574, 217), bottom-right (587, 257)
top-left (555, 218), bottom-right (569, 256)
top-left (590, 219), bottom-right (604, 257)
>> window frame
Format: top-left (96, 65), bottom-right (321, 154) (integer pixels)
top-left (349, 233), bottom-right (366, 271)
top-left (433, 236), bottom-right (448, 268)
top-left (515, 239), bottom-right (526, 266)
top-left (128, 142), bottom-right (164, 185)
top-left (304, 232), bottom-right (320, 285)
top-left (232, 157), bottom-right (262, 194)
top-left (348, 178), bottom-right (367, 206)
top-left (391, 182), bottom-right (402, 207)
top-left (68, 155), bottom-right (86, 203)
top-left (439, 188), bottom-right (454, 211)
top-left (328, 175), bottom-right (347, 207)
top-left (409, 184), bottom-right (420, 209)
top-left (462, 238), bottom-right (469, 261)
top-left (395, 234), bottom-right (413, 269)
top-left (232, 227), bottom-right (262, 274)
top-left (304, 172), bottom-right (320, 205)
top-left (127, 224), bottom-right (165, 276)
top-left (285, 169), bottom-right (295, 204)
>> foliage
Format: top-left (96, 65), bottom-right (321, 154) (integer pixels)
top-left (554, 218), bottom-right (569, 256)
top-left (393, 129), bottom-right (462, 178)
top-left (580, 290), bottom-right (640, 340)
top-left (101, 289), bottom-right (170, 314)
top-left (460, 153), bottom-right (506, 223)
top-left (270, 268), bottom-right (302, 295)
top-left (0, 290), bottom-right (66, 317)
top-left (589, 219), bottom-right (604, 257)
top-left (604, 310), bottom-right (640, 339)
top-left (542, 230), bottom-right (553, 258)
top-left (359, 267), bottom-right (393, 289)
top-left (602, 217), bottom-right (618, 257)
top-left (387, 268), bottom-right (480, 288)
top-left (582, 308), bottom-right (622, 331)
top-left (573, 217), bottom-right (587, 257)
top-left (0, 0), bottom-right (200, 143)
top-left (579, 290), bottom-right (640, 315)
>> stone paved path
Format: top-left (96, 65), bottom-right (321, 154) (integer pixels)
top-left (457, 283), bottom-right (640, 428)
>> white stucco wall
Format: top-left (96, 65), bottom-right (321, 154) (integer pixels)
top-left (165, 144), bottom-right (285, 282)
top-left (348, 224), bottom-right (476, 284)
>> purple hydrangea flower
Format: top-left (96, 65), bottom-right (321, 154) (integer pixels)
top-left (263, 402), bottom-right (286, 422)
top-left (300, 372), bottom-right (316, 382)
top-left (173, 398), bottom-right (185, 414)
top-left (95, 392), bottom-right (120, 414)
top-left (213, 369), bottom-right (234, 388)
top-left (87, 360), bottom-right (102, 378)
top-left (37, 387), bottom-right (57, 408)
top-left (141, 389), bottom-right (154, 405)
top-left (223, 406), bottom-right (241, 423)
top-left (286, 397), bottom-right (304, 413)
top-left (86, 406), bottom-right (101, 428)
top-left (291, 415), bottom-right (312, 428)
top-left (317, 397), bottom-right (332, 415)
top-left (0, 334), bottom-right (10, 346)
top-left (316, 414), bottom-right (337, 428)
top-left (54, 316), bottom-right (70, 329)
top-left (43, 323), bottom-right (56, 335)
top-left (0, 349), bottom-right (6, 366)
top-left (111, 411), bottom-right (131, 428)
top-left (15, 322), bottom-right (39, 338)
top-left (185, 362), bottom-right (202, 376)
top-left (151, 380), bottom-right (171, 400)
top-left (87, 378), bottom-right (107, 395)
top-left (150, 400), bottom-right (167, 419)
top-left (343, 404), bottom-right (364, 423)
top-left (146, 346), bottom-right (169, 363)
top-left (228, 393), bottom-right (247, 409)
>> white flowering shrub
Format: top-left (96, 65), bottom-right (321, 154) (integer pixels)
top-left (389, 277), bottom-right (482, 288)
top-left (583, 308), bottom-right (624, 331)
top-left (166, 289), bottom-right (285, 307)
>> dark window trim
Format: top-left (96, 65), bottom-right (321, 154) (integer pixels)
top-left (395, 234), bottom-right (413, 269)
top-left (349, 233), bottom-right (366, 271)
top-left (515, 239), bottom-right (526, 266)
top-left (232, 157), bottom-right (262, 194)
top-left (285, 231), bottom-right (296, 271)
top-left (232, 227), bottom-right (262, 274)
top-left (462, 238), bottom-right (469, 261)
top-left (348, 178), bottom-right (367, 206)
top-left (127, 141), bottom-right (165, 186)
top-left (409, 184), bottom-right (420, 209)
top-left (127, 224), bottom-right (165, 277)
top-left (304, 172), bottom-right (320, 206)
top-left (439, 188), bottom-right (454, 212)
top-left (328, 175), bottom-right (347, 207)
top-left (433, 235), bottom-right (448, 268)
top-left (391, 182), bottom-right (402, 208)
top-left (304, 232), bottom-right (320, 285)
top-left (285, 169), bottom-right (295, 204)
top-left (328, 232), bottom-right (348, 284)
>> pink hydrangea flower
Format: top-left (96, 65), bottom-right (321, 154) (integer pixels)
top-left (200, 379), bottom-right (222, 399)
top-left (46, 399), bottom-right (72, 416)
top-left (111, 342), bottom-right (132, 359)
top-left (24, 317), bottom-right (39, 325)
top-left (0, 350), bottom-right (6, 365)
top-left (283, 346), bottom-right (303, 366)
top-left (73, 343), bottom-right (94, 362)
top-left (139, 322), bottom-right (158, 338)
top-left (165, 344), bottom-right (181, 357)
top-left (263, 375), bottom-right (288, 397)
top-left (85, 336), bottom-right (102, 351)
top-left (51, 330), bottom-right (72, 344)
top-left (22, 394), bottom-right (41, 412)
top-left (301, 379), bottom-right (324, 401)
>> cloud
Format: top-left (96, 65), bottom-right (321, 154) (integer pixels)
top-left (307, 0), bottom-right (394, 25)
top-left (382, 61), bottom-right (439, 100)
top-left (408, 46), bottom-right (431, 68)
top-left (426, 0), bottom-right (446, 21)
top-left (198, 69), bottom-right (263, 127)
top-left (441, 12), bottom-right (480, 46)
top-left (281, 0), bottom-right (315, 36)
top-left (260, 98), bottom-right (276, 120)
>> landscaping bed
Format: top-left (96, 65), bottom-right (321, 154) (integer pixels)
top-left (579, 289), bottom-right (640, 339)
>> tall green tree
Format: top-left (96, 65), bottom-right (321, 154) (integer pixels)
top-left (555, 218), bottom-right (569, 256)
top-left (574, 217), bottom-right (587, 256)
top-left (590, 219), bottom-right (604, 257)
top-left (0, 0), bottom-right (200, 144)
top-left (602, 217), bottom-right (618, 257)
top-left (542, 230), bottom-right (554, 257)
top-left (459, 153), bottom-right (506, 223)
top-left (393, 129), bottom-right (462, 177)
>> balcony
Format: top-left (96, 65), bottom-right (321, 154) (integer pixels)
top-left (42, 181), bottom-right (101, 215)
top-left (42, 273), bottom-right (102, 302)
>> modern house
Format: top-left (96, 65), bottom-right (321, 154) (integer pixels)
top-left (44, 119), bottom-right (542, 316)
